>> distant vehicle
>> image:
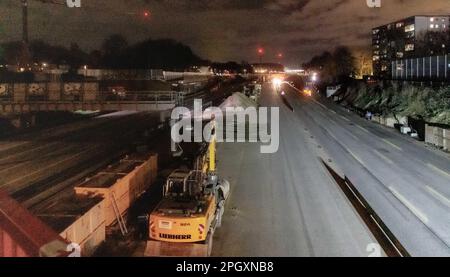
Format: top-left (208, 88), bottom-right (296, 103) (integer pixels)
top-left (303, 88), bottom-right (312, 97)
top-left (109, 86), bottom-right (127, 99)
top-left (326, 85), bottom-right (341, 98)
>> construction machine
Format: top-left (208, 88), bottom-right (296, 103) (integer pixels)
top-left (145, 126), bottom-right (230, 257)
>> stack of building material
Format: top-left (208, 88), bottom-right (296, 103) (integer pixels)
top-left (74, 153), bottom-right (158, 226)
top-left (33, 193), bottom-right (105, 257)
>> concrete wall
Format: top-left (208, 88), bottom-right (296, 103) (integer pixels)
top-left (1, 82), bottom-right (99, 103)
top-left (426, 124), bottom-right (450, 151)
top-left (372, 116), bottom-right (407, 127)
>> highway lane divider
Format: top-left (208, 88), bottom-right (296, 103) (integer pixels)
top-left (427, 163), bottom-right (450, 179)
top-left (425, 185), bottom-right (450, 209)
top-left (321, 159), bottom-right (410, 257)
top-left (382, 138), bottom-right (403, 151)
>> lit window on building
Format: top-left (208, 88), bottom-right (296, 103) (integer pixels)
top-left (430, 18), bottom-right (434, 22)
top-left (405, 24), bottom-right (415, 32)
top-left (396, 22), bottom-right (404, 28)
top-left (381, 65), bottom-right (388, 71)
top-left (430, 24), bottom-right (435, 29)
top-left (396, 52), bottom-right (404, 58)
top-left (373, 55), bottom-right (380, 61)
top-left (405, 44), bottom-right (415, 51)
top-left (373, 29), bottom-right (379, 34)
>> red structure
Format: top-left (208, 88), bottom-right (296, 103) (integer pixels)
top-left (0, 190), bottom-right (70, 257)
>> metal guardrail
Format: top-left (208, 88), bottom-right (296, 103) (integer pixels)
top-left (0, 91), bottom-right (182, 114)
top-left (97, 91), bottom-right (178, 103)
top-left (321, 159), bottom-right (410, 257)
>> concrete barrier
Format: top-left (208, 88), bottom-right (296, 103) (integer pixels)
top-left (13, 84), bottom-right (26, 102)
top-left (425, 124), bottom-right (449, 149)
top-left (444, 129), bottom-right (450, 151)
top-left (48, 82), bottom-right (61, 101)
top-left (83, 82), bottom-right (98, 101)
top-left (371, 116), bottom-right (407, 128)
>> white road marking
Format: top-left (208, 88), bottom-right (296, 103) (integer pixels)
top-left (315, 100), bottom-right (328, 110)
top-left (373, 149), bottom-right (394, 165)
top-left (382, 139), bottom-right (403, 151)
top-left (427, 163), bottom-right (450, 179)
top-left (340, 115), bottom-right (350, 122)
top-left (425, 185), bottom-right (450, 208)
top-left (346, 130), bottom-right (360, 141)
top-left (347, 149), bottom-right (365, 166)
top-left (328, 131), bottom-right (338, 141)
top-left (389, 186), bottom-right (429, 224)
top-left (356, 125), bottom-right (370, 134)
top-left (317, 110), bottom-right (328, 118)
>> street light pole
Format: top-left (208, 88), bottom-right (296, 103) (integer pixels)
top-left (19, 0), bottom-right (32, 67)
top-left (258, 48), bottom-right (264, 64)
top-left (22, 0), bottom-right (28, 44)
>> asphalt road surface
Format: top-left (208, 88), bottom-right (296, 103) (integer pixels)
top-left (212, 83), bottom-right (381, 257)
top-left (213, 82), bottom-right (450, 257)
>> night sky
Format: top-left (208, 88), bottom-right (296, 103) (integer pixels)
top-left (1, 0), bottom-right (449, 66)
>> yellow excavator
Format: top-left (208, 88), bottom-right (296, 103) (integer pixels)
top-left (145, 125), bottom-right (230, 257)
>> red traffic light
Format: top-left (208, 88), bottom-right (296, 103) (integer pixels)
top-left (143, 11), bottom-right (151, 18)
top-left (257, 48), bottom-right (264, 55)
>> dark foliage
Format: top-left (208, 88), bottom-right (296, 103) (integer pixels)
top-left (1, 34), bottom-right (205, 70)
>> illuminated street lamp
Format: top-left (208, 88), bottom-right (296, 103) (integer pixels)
top-left (311, 72), bottom-right (318, 82)
top-left (272, 77), bottom-right (283, 91)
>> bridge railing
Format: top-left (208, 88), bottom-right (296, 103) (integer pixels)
top-left (0, 87), bottom-right (180, 105)
top-left (97, 90), bottom-right (178, 103)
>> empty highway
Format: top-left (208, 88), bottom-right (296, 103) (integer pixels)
top-left (212, 83), bottom-right (381, 257)
top-left (212, 81), bottom-right (450, 257)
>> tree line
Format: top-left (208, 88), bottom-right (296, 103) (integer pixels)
top-left (303, 46), bottom-right (357, 84)
top-left (0, 34), bottom-right (207, 71)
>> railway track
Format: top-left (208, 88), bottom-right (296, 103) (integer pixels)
top-left (0, 112), bottom-right (160, 206)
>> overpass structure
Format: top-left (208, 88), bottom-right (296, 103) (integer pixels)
top-left (0, 90), bottom-right (179, 115)
top-left (0, 82), bottom-right (184, 117)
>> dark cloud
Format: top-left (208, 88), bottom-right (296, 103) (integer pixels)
top-left (0, 0), bottom-right (449, 66)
